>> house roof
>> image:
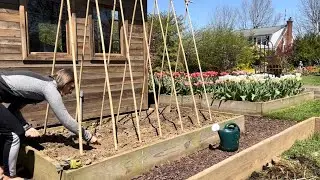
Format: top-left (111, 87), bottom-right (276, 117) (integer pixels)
top-left (234, 25), bottom-right (286, 37)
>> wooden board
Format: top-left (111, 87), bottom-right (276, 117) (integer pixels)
top-left (0, 28), bottom-right (20, 37)
top-left (0, 11), bottom-right (20, 22)
top-left (0, 44), bottom-right (21, 53)
top-left (0, 20), bottom-right (20, 29)
top-left (18, 146), bottom-right (62, 180)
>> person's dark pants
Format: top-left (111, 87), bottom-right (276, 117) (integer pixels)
top-left (0, 132), bottom-right (20, 177)
top-left (0, 104), bottom-right (24, 177)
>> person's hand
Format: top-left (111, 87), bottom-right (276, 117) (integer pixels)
top-left (25, 128), bottom-right (40, 138)
top-left (89, 136), bottom-right (101, 145)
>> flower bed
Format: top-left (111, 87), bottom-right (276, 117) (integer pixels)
top-left (154, 71), bottom-right (308, 115)
top-left (152, 71), bottom-right (303, 102)
top-left (158, 91), bottom-right (314, 115)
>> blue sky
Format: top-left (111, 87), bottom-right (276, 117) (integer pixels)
top-left (147, 0), bottom-right (300, 29)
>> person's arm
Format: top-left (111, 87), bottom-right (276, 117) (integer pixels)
top-left (43, 83), bottom-right (92, 142)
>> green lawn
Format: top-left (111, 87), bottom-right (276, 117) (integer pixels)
top-left (302, 75), bottom-right (320, 86)
top-left (265, 100), bottom-right (320, 122)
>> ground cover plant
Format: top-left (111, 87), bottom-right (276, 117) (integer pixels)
top-left (249, 134), bottom-right (320, 179)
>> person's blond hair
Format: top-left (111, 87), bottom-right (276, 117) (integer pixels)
top-left (52, 69), bottom-right (74, 90)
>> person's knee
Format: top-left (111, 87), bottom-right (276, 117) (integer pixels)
top-left (11, 133), bottom-right (20, 147)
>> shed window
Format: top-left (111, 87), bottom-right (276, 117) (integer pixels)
top-left (28, 0), bottom-right (68, 52)
top-left (93, 6), bottom-right (121, 54)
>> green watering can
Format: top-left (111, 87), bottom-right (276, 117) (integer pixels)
top-left (215, 123), bottom-right (240, 152)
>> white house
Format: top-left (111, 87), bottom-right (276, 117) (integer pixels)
top-left (235, 17), bottom-right (293, 55)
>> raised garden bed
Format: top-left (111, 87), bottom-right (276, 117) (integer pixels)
top-left (17, 107), bottom-right (242, 180)
top-left (133, 117), bottom-right (320, 180)
top-left (159, 91), bottom-right (314, 115)
top-left (188, 117), bottom-right (319, 180)
top-left (132, 116), bottom-right (300, 179)
top-left (249, 133), bottom-right (320, 179)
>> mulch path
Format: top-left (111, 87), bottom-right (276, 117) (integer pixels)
top-left (132, 116), bottom-right (297, 180)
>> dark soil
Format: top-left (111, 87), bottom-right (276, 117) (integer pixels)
top-left (132, 116), bottom-right (297, 180)
top-left (27, 106), bottom-right (235, 167)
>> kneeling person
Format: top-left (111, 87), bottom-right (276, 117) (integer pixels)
top-left (0, 69), bottom-right (99, 179)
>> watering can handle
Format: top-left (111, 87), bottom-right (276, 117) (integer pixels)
top-left (224, 123), bottom-right (239, 130)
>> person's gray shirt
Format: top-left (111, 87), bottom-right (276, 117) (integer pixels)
top-left (0, 71), bottom-right (92, 142)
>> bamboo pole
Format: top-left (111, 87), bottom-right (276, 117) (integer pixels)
top-left (169, 11), bottom-right (187, 109)
top-left (99, 0), bottom-right (117, 126)
top-left (74, 0), bottom-right (90, 122)
top-left (66, 0), bottom-right (83, 155)
top-left (43, 0), bottom-right (64, 135)
top-left (169, 43), bottom-right (181, 108)
top-left (138, 0), bottom-right (164, 136)
top-left (156, 3), bottom-right (171, 101)
top-left (94, 0), bottom-right (118, 150)
top-left (170, 0), bottom-right (201, 126)
top-left (138, 0), bottom-right (156, 116)
top-left (184, 2), bottom-right (213, 122)
top-left (116, 0), bottom-right (138, 124)
top-left (118, 0), bottom-right (142, 142)
top-left (78, 0), bottom-right (90, 90)
top-left (155, 0), bottom-right (183, 131)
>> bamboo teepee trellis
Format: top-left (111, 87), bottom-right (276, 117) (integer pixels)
top-left (44, 0), bottom-right (213, 155)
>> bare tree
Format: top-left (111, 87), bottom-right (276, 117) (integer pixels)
top-left (237, 0), bottom-right (282, 29)
top-left (238, 0), bottom-right (250, 29)
top-left (299, 0), bottom-right (320, 34)
top-left (272, 13), bottom-right (282, 26)
top-left (210, 5), bottom-right (238, 30)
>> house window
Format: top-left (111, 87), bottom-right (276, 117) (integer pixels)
top-left (257, 35), bottom-right (270, 46)
top-left (27, 0), bottom-right (68, 53)
top-left (93, 6), bottom-right (121, 54)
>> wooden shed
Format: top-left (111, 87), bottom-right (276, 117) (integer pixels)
top-left (0, 0), bottom-right (148, 128)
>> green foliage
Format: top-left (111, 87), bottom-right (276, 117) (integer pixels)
top-left (211, 78), bottom-right (302, 102)
top-left (38, 23), bottom-right (63, 52)
top-left (148, 12), bottom-right (255, 73)
top-left (266, 100), bottom-right (320, 121)
top-left (291, 33), bottom-right (320, 66)
top-left (193, 28), bottom-right (254, 72)
top-left (148, 12), bottom-right (185, 72)
top-left (283, 133), bottom-right (320, 167)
